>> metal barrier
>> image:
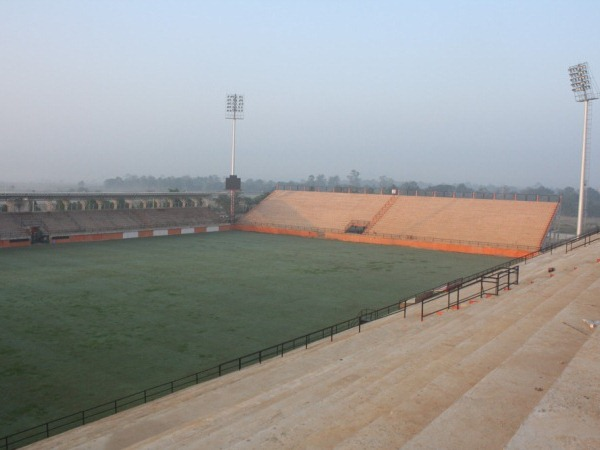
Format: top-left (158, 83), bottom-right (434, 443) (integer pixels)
top-left (274, 185), bottom-right (562, 203)
top-left (2, 226), bottom-right (599, 450)
top-left (420, 267), bottom-right (519, 320)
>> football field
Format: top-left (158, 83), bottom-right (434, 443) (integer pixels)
top-left (0, 231), bottom-right (508, 437)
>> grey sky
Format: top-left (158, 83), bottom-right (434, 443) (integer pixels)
top-left (1, 0), bottom-right (599, 188)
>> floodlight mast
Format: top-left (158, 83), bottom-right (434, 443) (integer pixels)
top-left (569, 63), bottom-right (598, 236)
top-left (226, 94), bottom-right (244, 223)
top-left (226, 94), bottom-right (244, 175)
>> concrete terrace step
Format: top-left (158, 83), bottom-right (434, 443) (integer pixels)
top-left (506, 331), bottom-right (600, 449)
top-left (399, 274), bottom-right (600, 449)
top-left (338, 267), bottom-right (599, 449)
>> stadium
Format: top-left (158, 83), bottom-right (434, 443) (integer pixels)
top-left (4, 1), bottom-right (600, 448)
top-left (1, 186), bottom-right (599, 449)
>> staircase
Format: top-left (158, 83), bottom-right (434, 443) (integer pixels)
top-left (364, 196), bottom-right (397, 234)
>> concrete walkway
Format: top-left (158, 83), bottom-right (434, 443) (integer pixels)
top-left (28, 241), bottom-right (600, 449)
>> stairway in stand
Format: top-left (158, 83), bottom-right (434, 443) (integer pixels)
top-left (364, 196), bottom-right (397, 234)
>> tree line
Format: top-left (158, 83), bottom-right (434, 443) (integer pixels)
top-left (102, 173), bottom-right (600, 217)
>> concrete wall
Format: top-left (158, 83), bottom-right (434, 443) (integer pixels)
top-left (234, 224), bottom-right (530, 258)
top-left (0, 225), bottom-right (231, 249)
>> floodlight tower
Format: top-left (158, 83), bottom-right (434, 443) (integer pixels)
top-left (225, 94), bottom-right (243, 223)
top-left (569, 63), bottom-right (598, 236)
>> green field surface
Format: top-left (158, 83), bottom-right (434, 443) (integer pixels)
top-left (0, 231), bottom-right (508, 437)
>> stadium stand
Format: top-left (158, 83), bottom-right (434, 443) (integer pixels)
top-left (369, 196), bottom-right (557, 248)
top-left (0, 208), bottom-right (221, 244)
top-left (238, 190), bottom-right (559, 256)
top-left (25, 238), bottom-right (600, 449)
top-left (0, 214), bottom-right (29, 239)
top-left (239, 190), bottom-right (390, 232)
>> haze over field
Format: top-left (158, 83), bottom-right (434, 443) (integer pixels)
top-left (1, 1), bottom-right (599, 188)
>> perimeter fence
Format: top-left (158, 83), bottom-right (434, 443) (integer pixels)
top-left (2, 226), bottom-right (599, 450)
top-left (275, 184), bottom-right (562, 202)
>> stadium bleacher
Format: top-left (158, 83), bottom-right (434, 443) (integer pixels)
top-left (0, 208), bottom-right (221, 240)
top-left (239, 190), bottom-right (559, 254)
top-left (369, 196), bottom-right (557, 248)
top-left (240, 190), bottom-right (390, 231)
top-left (0, 214), bottom-right (30, 239)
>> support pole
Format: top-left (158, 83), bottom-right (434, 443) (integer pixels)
top-left (230, 189), bottom-right (235, 224)
top-left (577, 100), bottom-right (589, 236)
top-left (231, 119), bottom-right (236, 176)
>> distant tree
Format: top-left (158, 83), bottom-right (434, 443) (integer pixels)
top-left (558, 185), bottom-right (600, 218)
top-left (399, 181), bottom-right (420, 192)
top-left (429, 184), bottom-right (455, 193)
top-left (104, 176), bottom-right (124, 191)
top-left (586, 187), bottom-right (600, 217)
top-left (347, 170), bottom-right (361, 187)
top-left (214, 194), bottom-right (231, 213)
top-left (346, 169), bottom-right (360, 187)
top-left (315, 174), bottom-right (327, 188)
top-left (214, 193), bottom-right (249, 215)
top-left (327, 175), bottom-right (341, 188)
top-left (558, 187), bottom-right (578, 217)
top-left (520, 184), bottom-right (555, 196)
top-left (238, 192), bottom-right (271, 212)
top-left (378, 176), bottom-right (395, 189)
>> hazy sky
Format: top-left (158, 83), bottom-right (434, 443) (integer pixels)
top-left (1, 1), bottom-right (599, 188)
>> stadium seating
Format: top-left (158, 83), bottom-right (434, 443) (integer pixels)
top-left (0, 208), bottom-right (221, 239)
top-left (240, 191), bottom-right (559, 252)
top-left (239, 190), bottom-right (390, 231)
top-left (369, 196), bottom-right (558, 249)
top-left (0, 214), bottom-right (29, 238)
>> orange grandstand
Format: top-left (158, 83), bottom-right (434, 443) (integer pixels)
top-left (236, 190), bottom-right (560, 258)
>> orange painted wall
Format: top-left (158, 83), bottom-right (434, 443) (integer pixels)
top-left (0, 239), bottom-right (31, 248)
top-left (1, 225), bottom-right (231, 249)
top-left (233, 225), bottom-right (530, 258)
top-left (52, 232), bottom-right (124, 244)
top-left (234, 224), bottom-right (319, 239)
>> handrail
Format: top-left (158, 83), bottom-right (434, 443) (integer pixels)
top-left (2, 226), bottom-right (599, 450)
top-left (274, 185), bottom-right (562, 203)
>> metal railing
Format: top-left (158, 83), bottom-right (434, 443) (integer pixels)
top-left (274, 185), bottom-right (562, 203)
top-left (2, 226), bottom-right (599, 450)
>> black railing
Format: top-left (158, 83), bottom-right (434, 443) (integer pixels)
top-left (274, 185), bottom-right (562, 203)
top-left (419, 267), bottom-right (519, 319)
top-left (2, 226), bottom-right (599, 450)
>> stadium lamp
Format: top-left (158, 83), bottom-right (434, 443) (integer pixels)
top-left (226, 94), bottom-right (244, 223)
top-left (568, 63), bottom-right (598, 236)
top-left (226, 94), bottom-right (244, 174)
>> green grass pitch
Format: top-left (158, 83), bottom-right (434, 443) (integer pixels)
top-left (0, 231), bottom-right (507, 436)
